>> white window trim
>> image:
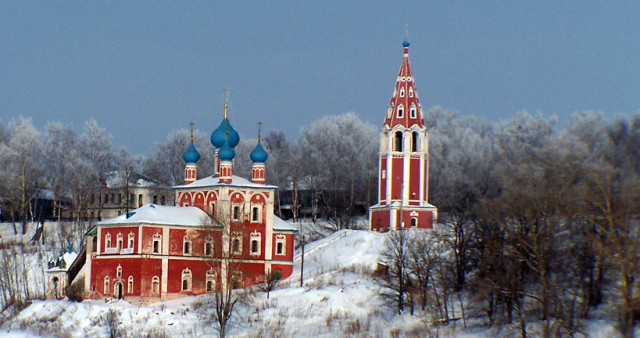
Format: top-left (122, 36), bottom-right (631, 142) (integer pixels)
top-left (250, 231), bottom-right (261, 256)
top-left (182, 268), bottom-right (192, 291)
top-left (275, 235), bottom-right (286, 256)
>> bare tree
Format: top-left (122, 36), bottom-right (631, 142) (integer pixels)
top-left (380, 229), bottom-right (411, 314)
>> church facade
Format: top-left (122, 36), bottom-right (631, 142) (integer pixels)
top-left (369, 39), bottom-right (438, 232)
top-left (78, 102), bottom-right (296, 301)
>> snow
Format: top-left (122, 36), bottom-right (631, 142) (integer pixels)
top-left (272, 216), bottom-right (297, 232)
top-left (98, 204), bottom-right (214, 227)
top-left (0, 224), bottom-right (636, 337)
top-left (174, 175), bottom-right (277, 190)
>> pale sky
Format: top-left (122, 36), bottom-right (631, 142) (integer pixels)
top-left (1, 1), bottom-right (639, 154)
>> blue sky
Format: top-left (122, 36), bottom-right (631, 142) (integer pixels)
top-left (1, 1), bottom-right (639, 154)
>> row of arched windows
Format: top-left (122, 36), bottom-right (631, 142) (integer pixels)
top-left (393, 131), bottom-right (421, 152)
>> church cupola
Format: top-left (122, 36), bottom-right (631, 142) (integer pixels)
top-left (183, 122), bottom-right (200, 184)
top-left (250, 122), bottom-right (268, 184)
top-left (211, 89), bottom-right (240, 177)
top-left (218, 129), bottom-right (235, 184)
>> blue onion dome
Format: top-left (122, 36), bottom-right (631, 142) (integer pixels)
top-left (182, 142), bottom-right (200, 164)
top-left (403, 39), bottom-right (410, 47)
top-left (218, 138), bottom-right (235, 161)
top-left (250, 141), bottom-right (268, 163)
top-left (211, 119), bottom-right (240, 148)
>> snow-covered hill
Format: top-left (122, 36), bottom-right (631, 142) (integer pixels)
top-left (0, 228), bottom-right (629, 337)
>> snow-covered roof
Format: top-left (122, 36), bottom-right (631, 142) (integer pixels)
top-left (45, 251), bottom-right (79, 272)
top-left (273, 216), bottom-right (297, 232)
top-left (98, 204), bottom-right (215, 227)
top-left (174, 175), bottom-right (277, 190)
top-left (105, 171), bottom-right (167, 189)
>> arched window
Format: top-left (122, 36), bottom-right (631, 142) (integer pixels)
top-left (411, 132), bottom-right (419, 152)
top-left (394, 131), bottom-right (403, 152)
top-left (232, 234), bottom-right (242, 255)
top-left (397, 104), bottom-right (404, 118)
top-left (275, 235), bottom-right (286, 255)
top-left (104, 276), bottom-right (110, 294)
top-left (128, 232), bottom-right (135, 249)
top-left (210, 202), bottom-right (216, 217)
top-left (182, 268), bottom-right (192, 291)
top-left (409, 87), bottom-right (414, 98)
top-left (252, 206), bottom-right (260, 222)
top-left (183, 236), bottom-right (192, 256)
top-left (233, 206), bottom-right (240, 221)
top-left (250, 231), bottom-right (261, 255)
top-left (127, 276), bottom-right (134, 294)
top-left (411, 218), bottom-right (418, 227)
top-left (117, 265), bottom-right (122, 278)
top-left (153, 234), bottom-right (161, 254)
top-left (205, 236), bottom-right (214, 256)
top-left (116, 233), bottom-right (123, 251)
top-left (151, 276), bottom-right (160, 295)
top-left (206, 269), bottom-right (216, 293)
top-left (410, 104), bottom-right (417, 119)
top-left (399, 88), bottom-right (405, 97)
top-left (105, 233), bottom-right (111, 249)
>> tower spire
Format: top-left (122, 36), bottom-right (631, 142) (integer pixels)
top-left (257, 121), bottom-right (262, 142)
top-left (190, 122), bottom-right (194, 143)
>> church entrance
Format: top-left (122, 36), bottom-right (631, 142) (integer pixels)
top-left (114, 282), bottom-right (124, 299)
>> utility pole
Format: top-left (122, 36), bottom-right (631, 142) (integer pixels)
top-left (300, 234), bottom-right (305, 287)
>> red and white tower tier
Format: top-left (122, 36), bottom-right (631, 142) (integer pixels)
top-left (369, 38), bottom-right (437, 232)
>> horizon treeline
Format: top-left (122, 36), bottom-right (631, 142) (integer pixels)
top-left (1, 108), bottom-right (639, 335)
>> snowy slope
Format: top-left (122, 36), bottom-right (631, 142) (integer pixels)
top-left (0, 228), bottom-right (631, 337)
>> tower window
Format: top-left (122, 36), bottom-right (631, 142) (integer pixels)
top-left (210, 202), bottom-right (216, 217)
top-left (394, 131), bottom-right (403, 152)
top-left (409, 87), bottom-right (414, 97)
top-left (250, 231), bottom-right (261, 255)
top-left (251, 206), bottom-right (261, 222)
top-left (412, 132), bottom-right (419, 152)
top-left (397, 105), bottom-right (404, 118)
top-left (233, 206), bottom-right (240, 221)
top-left (205, 236), bottom-right (214, 256)
top-left (410, 104), bottom-right (417, 118)
top-left (399, 88), bottom-right (405, 97)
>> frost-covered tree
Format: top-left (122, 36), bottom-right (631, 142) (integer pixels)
top-left (299, 113), bottom-right (377, 229)
top-left (80, 119), bottom-right (117, 221)
top-left (44, 122), bottom-right (78, 221)
top-left (143, 128), bottom-right (214, 186)
top-left (0, 117), bottom-right (45, 234)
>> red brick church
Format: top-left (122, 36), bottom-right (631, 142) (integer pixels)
top-left (369, 38), bottom-right (438, 231)
top-left (58, 100), bottom-right (297, 301)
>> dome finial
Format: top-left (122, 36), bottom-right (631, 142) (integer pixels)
top-left (257, 121), bottom-right (262, 142)
top-left (223, 87), bottom-right (229, 119)
top-left (189, 122), bottom-right (194, 143)
top-left (403, 24), bottom-right (410, 48)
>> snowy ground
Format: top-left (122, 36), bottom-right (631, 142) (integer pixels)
top-left (0, 222), bottom-right (632, 337)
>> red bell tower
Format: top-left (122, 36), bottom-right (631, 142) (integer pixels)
top-left (369, 38), bottom-right (437, 232)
